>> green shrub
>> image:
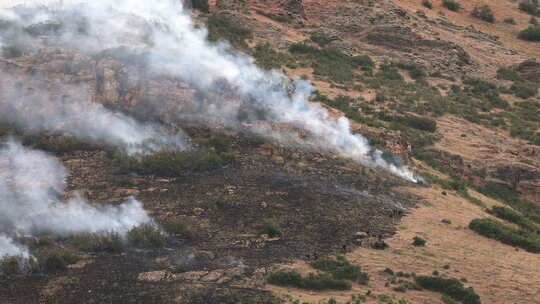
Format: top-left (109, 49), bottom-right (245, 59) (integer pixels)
top-left (471, 5), bottom-right (495, 23)
top-left (1, 44), bottom-right (24, 58)
top-left (259, 219), bottom-right (282, 237)
top-left (22, 135), bottom-right (101, 154)
top-left (415, 275), bottom-right (481, 304)
top-left (310, 32), bottom-right (335, 47)
top-left (252, 43), bottom-right (293, 70)
top-left (519, 2), bottom-right (539, 16)
top-left (289, 44), bottom-right (373, 83)
top-left (161, 218), bottom-right (194, 239)
top-left (206, 13), bottom-right (252, 48)
top-left (396, 62), bottom-right (427, 79)
top-left (35, 247), bottom-right (80, 272)
top-left (377, 64), bottom-right (403, 81)
top-left (69, 233), bottom-right (123, 253)
top-left (310, 255), bottom-right (369, 284)
top-left (496, 67), bottom-right (523, 81)
top-left (503, 18), bottom-right (517, 25)
top-left (267, 270), bottom-right (352, 290)
top-left (477, 182), bottom-right (540, 223)
top-left (422, 0), bottom-right (433, 9)
top-left (412, 236), bottom-right (427, 247)
top-left (510, 82), bottom-right (537, 98)
top-left (530, 17), bottom-right (539, 26)
top-left (443, 0), bottom-right (460, 12)
top-left (488, 206), bottom-right (540, 233)
top-left (191, 0), bottom-right (210, 13)
top-left (397, 115), bottom-right (437, 132)
top-left (114, 149), bottom-right (232, 177)
top-left (127, 224), bottom-right (167, 248)
top-left (519, 26), bottom-right (540, 42)
top-left (469, 218), bottom-right (540, 253)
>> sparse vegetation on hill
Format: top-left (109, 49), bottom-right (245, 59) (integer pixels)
top-left (267, 270), bottom-right (352, 291)
top-left (415, 275), bottom-right (481, 304)
top-left (206, 13), bottom-right (252, 48)
top-left (310, 255), bottom-right (369, 284)
top-left (519, 25), bottom-right (540, 41)
top-left (443, 0), bottom-right (460, 12)
top-left (469, 218), bottom-right (540, 253)
top-left (127, 224), bottom-right (167, 248)
top-left (471, 5), bottom-right (495, 23)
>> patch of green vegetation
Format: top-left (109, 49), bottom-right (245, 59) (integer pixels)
top-left (267, 270), bottom-right (352, 290)
top-left (503, 17), bottom-right (517, 25)
top-left (310, 255), bottom-right (369, 284)
top-left (396, 62), bottom-right (427, 79)
top-left (69, 233), bottom-right (123, 253)
top-left (252, 43), bottom-right (293, 70)
top-left (396, 115), bottom-right (437, 132)
top-left (191, 0), bottom-right (210, 13)
top-left (160, 218), bottom-right (194, 239)
top-left (519, 1), bottom-right (539, 16)
top-left (376, 63), bottom-right (403, 81)
top-left (289, 43), bottom-right (373, 83)
top-left (113, 149), bottom-right (233, 177)
top-left (471, 5), bottom-right (495, 23)
top-left (206, 13), bottom-right (252, 48)
top-left (127, 224), bottom-right (167, 248)
top-left (259, 219), bottom-right (282, 237)
top-left (487, 206), bottom-right (540, 233)
top-left (497, 67), bottom-right (523, 82)
top-left (469, 218), bottom-right (540, 253)
top-left (310, 32), bottom-right (335, 47)
top-left (510, 82), bottom-right (537, 98)
top-left (22, 135), bottom-right (102, 154)
top-left (422, 0), bottom-right (433, 9)
top-left (35, 247), bottom-right (80, 272)
top-left (415, 275), bottom-right (480, 304)
top-left (313, 93), bottom-right (384, 128)
top-left (476, 182), bottom-right (540, 223)
top-left (442, 0), bottom-right (460, 12)
top-left (519, 26), bottom-right (540, 42)
top-left (412, 236), bottom-right (426, 247)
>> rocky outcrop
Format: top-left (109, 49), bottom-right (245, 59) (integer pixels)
top-left (516, 59), bottom-right (540, 84)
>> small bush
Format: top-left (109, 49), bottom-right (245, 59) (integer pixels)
top-left (442, 219), bottom-right (452, 224)
top-left (127, 224), bottom-right (167, 248)
top-left (519, 26), bottom-right (540, 42)
top-left (69, 233), bottom-right (123, 253)
top-left (310, 255), bottom-right (369, 284)
top-left (469, 218), bottom-right (540, 253)
top-left (530, 17), bottom-right (539, 26)
top-left (503, 18), bottom-right (517, 25)
top-left (471, 5), bottom-right (495, 23)
top-left (267, 270), bottom-right (352, 290)
top-left (415, 275), bottom-right (481, 304)
top-left (496, 67), bottom-right (523, 81)
top-left (310, 32), bottom-right (335, 47)
top-left (488, 206), bottom-right (539, 233)
top-left (519, 2), bottom-right (539, 16)
top-left (412, 236), bottom-right (427, 247)
top-left (396, 62), bottom-right (427, 79)
top-left (35, 247), bottom-right (80, 272)
top-left (161, 218), bottom-right (194, 239)
top-left (510, 82), bottom-right (537, 98)
top-left (191, 0), bottom-right (210, 13)
top-left (443, 0), bottom-right (460, 12)
top-left (252, 43), bottom-right (293, 70)
top-left (259, 219), bottom-right (282, 237)
top-left (422, 0), bottom-right (433, 9)
top-left (22, 135), bottom-right (101, 154)
top-left (397, 115), bottom-right (437, 132)
top-left (114, 149), bottom-right (233, 177)
top-left (206, 13), bottom-right (252, 48)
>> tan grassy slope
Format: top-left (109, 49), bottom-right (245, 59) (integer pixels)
top-left (266, 185), bottom-right (540, 304)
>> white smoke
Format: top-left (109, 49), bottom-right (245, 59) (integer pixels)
top-left (0, 140), bottom-right (152, 259)
top-left (0, 71), bottom-right (190, 154)
top-left (0, 0), bottom-right (417, 181)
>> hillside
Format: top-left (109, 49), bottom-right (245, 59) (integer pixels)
top-left (0, 0), bottom-right (539, 304)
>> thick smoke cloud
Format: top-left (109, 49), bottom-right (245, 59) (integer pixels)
top-left (0, 0), bottom-right (417, 181)
top-left (0, 71), bottom-right (190, 154)
top-left (0, 140), bottom-right (152, 259)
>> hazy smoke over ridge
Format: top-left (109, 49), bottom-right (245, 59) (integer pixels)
top-left (0, 71), bottom-right (190, 154)
top-left (0, 140), bottom-right (152, 258)
top-left (0, 0), bottom-right (417, 181)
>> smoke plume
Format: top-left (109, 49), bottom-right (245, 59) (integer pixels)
top-left (0, 140), bottom-right (152, 259)
top-left (0, 71), bottom-right (190, 154)
top-left (0, 0), bottom-right (417, 181)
